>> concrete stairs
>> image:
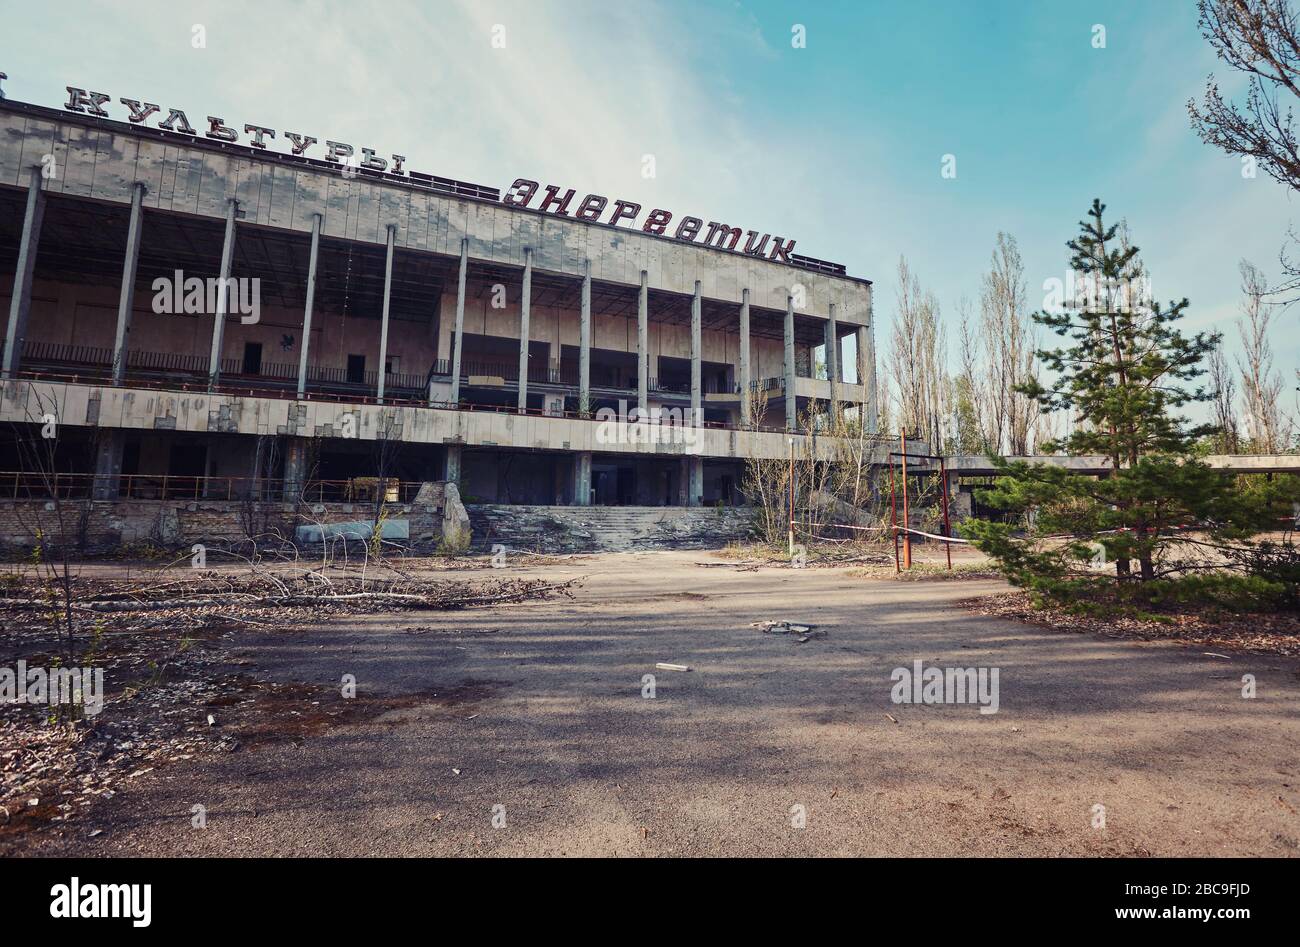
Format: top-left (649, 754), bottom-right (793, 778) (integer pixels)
top-left (465, 504), bottom-right (755, 554)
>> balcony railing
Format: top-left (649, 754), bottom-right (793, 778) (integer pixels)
top-left (12, 348), bottom-right (870, 438)
top-left (0, 471), bottom-right (431, 504)
top-left (20, 341), bottom-right (427, 394)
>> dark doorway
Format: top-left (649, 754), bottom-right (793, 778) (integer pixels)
top-left (592, 463), bottom-right (636, 505)
top-left (121, 439), bottom-right (141, 476)
top-left (347, 354), bottom-right (366, 384)
top-left (242, 342), bottom-right (263, 375)
top-left (168, 442), bottom-right (207, 477)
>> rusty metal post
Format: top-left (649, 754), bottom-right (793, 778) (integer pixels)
top-left (889, 452), bottom-right (899, 573)
top-left (900, 431), bottom-right (912, 569)
top-left (939, 455), bottom-right (952, 570)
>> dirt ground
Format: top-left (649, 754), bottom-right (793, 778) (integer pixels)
top-left (6, 546), bottom-right (1299, 857)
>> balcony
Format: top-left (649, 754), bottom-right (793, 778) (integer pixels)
top-left (19, 340), bottom-right (430, 398)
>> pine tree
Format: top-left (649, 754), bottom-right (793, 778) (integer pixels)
top-left (964, 200), bottom-right (1274, 590)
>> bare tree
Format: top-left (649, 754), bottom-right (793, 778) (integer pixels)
top-left (979, 232), bottom-right (1038, 455)
top-left (7, 393), bottom-right (89, 713)
top-left (742, 383), bottom-right (770, 432)
top-left (1189, 0), bottom-right (1300, 192)
top-left (951, 298), bottom-right (988, 454)
top-left (887, 256), bottom-right (948, 450)
top-left (1209, 337), bottom-right (1241, 451)
top-left (1188, 1), bottom-right (1300, 293)
top-left (1235, 259), bottom-right (1289, 450)
top-left (1206, 335), bottom-right (1237, 450)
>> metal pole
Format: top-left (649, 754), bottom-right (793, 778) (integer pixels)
top-left (788, 437), bottom-right (795, 556)
top-left (889, 452), bottom-right (899, 573)
top-left (940, 455), bottom-right (952, 571)
top-left (900, 430), bottom-right (912, 569)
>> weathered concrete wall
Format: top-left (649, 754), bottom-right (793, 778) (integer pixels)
top-left (0, 379), bottom-right (889, 463)
top-left (466, 504), bottom-right (755, 553)
top-left (0, 480), bottom-right (469, 553)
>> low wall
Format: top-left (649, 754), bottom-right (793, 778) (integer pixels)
top-left (466, 504), bottom-right (756, 553)
top-left (0, 482), bottom-right (471, 554)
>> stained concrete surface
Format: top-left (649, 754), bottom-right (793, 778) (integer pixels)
top-left (27, 551), bottom-right (1300, 857)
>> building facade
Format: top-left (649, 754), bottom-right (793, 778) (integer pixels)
top-left (0, 93), bottom-right (879, 509)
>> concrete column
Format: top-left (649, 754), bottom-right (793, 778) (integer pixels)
top-left (111, 182), bottom-right (146, 386)
top-left (825, 302), bottom-right (839, 413)
top-left (739, 288), bottom-right (751, 426)
top-left (296, 213), bottom-right (322, 400)
top-left (677, 457), bottom-right (690, 506)
top-left (859, 323), bottom-right (877, 433)
top-left (92, 429), bottom-right (125, 500)
top-left (687, 456), bottom-right (703, 507)
top-left (448, 237), bottom-right (468, 405)
top-left (376, 223), bottom-right (397, 404)
top-left (690, 279), bottom-right (702, 426)
top-left (579, 258), bottom-right (591, 414)
top-left (637, 269), bottom-right (648, 416)
top-left (283, 436), bottom-right (308, 501)
top-left (1, 167), bottom-right (46, 379)
top-left (572, 450), bottom-right (592, 506)
top-left (518, 247), bottom-right (533, 413)
top-left (784, 293), bottom-right (797, 431)
top-left (443, 442), bottom-right (463, 483)
top-left (206, 198), bottom-right (239, 392)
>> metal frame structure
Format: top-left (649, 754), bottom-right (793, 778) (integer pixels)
top-left (888, 435), bottom-right (953, 573)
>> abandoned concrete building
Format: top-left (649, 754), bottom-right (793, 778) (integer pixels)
top-left (0, 91), bottom-right (880, 547)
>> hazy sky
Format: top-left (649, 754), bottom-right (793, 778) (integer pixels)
top-left (3, 0), bottom-right (1296, 396)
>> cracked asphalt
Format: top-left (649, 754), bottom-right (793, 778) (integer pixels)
top-left (27, 551), bottom-right (1300, 856)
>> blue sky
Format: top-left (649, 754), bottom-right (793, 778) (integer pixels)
top-left (2, 0), bottom-right (1295, 393)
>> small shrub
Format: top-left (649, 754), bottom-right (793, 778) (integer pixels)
top-left (1135, 573), bottom-right (1285, 612)
top-left (1224, 539), bottom-right (1300, 610)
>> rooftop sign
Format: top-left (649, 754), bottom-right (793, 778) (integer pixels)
top-left (59, 85), bottom-right (799, 264)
